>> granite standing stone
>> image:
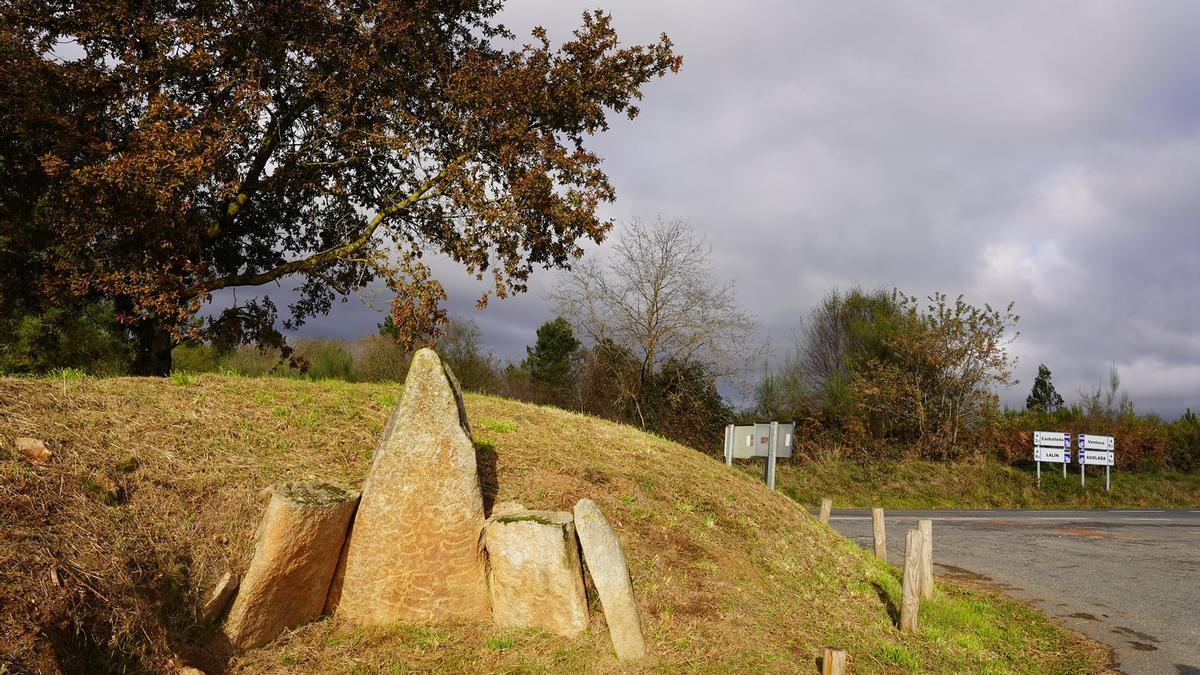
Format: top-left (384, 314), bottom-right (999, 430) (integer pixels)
top-left (485, 509), bottom-right (589, 637)
top-left (223, 482), bottom-right (359, 649)
top-left (330, 348), bottom-right (491, 623)
top-left (573, 498), bottom-right (646, 660)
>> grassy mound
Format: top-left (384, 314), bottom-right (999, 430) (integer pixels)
top-left (1, 374), bottom-right (1109, 673)
top-left (760, 457), bottom-right (1200, 510)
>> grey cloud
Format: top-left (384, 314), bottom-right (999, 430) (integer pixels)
top-left (230, 1), bottom-right (1199, 416)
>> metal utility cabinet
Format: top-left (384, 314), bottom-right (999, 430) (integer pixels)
top-left (723, 422), bottom-right (794, 489)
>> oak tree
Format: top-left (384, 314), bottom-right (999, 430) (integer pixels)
top-left (0, 1), bottom-right (680, 374)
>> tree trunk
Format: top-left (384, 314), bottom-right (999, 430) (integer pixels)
top-left (131, 317), bottom-right (174, 376)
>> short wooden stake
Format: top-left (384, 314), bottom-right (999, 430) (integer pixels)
top-left (900, 528), bottom-right (923, 634)
top-left (871, 508), bottom-right (886, 561)
top-left (819, 497), bottom-right (832, 524)
top-left (917, 518), bottom-right (933, 600)
top-left (821, 646), bottom-right (848, 675)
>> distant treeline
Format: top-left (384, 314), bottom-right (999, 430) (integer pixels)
top-left (748, 289), bottom-right (1200, 473)
top-left (166, 315), bottom-right (731, 454)
top-left (2, 280), bottom-right (1196, 473)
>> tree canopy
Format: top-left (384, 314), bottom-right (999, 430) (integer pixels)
top-left (551, 218), bottom-right (760, 428)
top-left (0, 1), bottom-right (680, 374)
top-left (1025, 363), bottom-right (1064, 413)
top-left (523, 316), bottom-right (580, 397)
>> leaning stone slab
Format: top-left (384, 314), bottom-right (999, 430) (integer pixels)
top-left (573, 498), bottom-right (647, 660)
top-left (199, 570), bottom-right (239, 624)
top-left (223, 482), bottom-right (359, 649)
top-left (331, 348), bottom-right (491, 624)
top-left (485, 509), bottom-right (589, 637)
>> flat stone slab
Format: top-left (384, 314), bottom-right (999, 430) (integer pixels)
top-left (224, 482), bottom-right (358, 649)
top-left (573, 498), bottom-right (646, 660)
top-left (331, 348), bottom-right (491, 623)
top-left (486, 509), bottom-right (589, 637)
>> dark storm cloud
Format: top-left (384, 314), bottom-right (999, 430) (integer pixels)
top-left (266, 1), bottom-right (1199, 415)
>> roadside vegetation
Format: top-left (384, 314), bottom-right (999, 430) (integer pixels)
top-left (747, 457), bottom-right (1200, 510)
top-left (750, 288), bottom-right (1200, 474)
top-left (1, 374), bottom-right (1110, 673)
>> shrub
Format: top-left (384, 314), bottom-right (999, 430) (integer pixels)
top-left (349, 335), bottom-right (410, 383)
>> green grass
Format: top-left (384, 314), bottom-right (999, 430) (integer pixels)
top-left (478, 418), bottom-right (517, 433)
top-left (758, 457), bottom-right (1200, 510)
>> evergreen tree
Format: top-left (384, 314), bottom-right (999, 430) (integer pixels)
top-left (1025, 364), bottom-right (1064, 413)
top-left (524, 317), bottom-right (581, 396)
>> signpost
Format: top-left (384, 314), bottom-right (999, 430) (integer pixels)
top-left (723, 422), bottom-right (795, 490)
top-left (1032, 431), bottom-right (1071, 487)
top-left (1077, 434), bottom-right (1116, 492)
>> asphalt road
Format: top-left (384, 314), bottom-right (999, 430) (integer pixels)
top-left (826, 509), bottom-right (1200, 674)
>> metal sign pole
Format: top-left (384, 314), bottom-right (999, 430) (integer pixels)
top-left (1036, 459), bottom-right (1041, 487)
top-left (723, 424), bottom-right (733, 466)
top-left (765, 422), bottom-right (778, 490)
top-left (1106, 464), bottom-right (1110, 492)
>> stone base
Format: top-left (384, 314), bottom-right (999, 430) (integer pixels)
top-left (486, 509), bottom-right (589, 637)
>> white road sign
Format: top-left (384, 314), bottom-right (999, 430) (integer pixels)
top-left (1035, 447), bottom-right (1070, 463)
top-left (1081, 449), bottom-right (1115, 466)
top-left (1033, 431), bottom-right (1071, 463)
top-left (1077, 434), bottom-right (1115, 451)
top-left (1034, 431), bottom-right (1070, 447)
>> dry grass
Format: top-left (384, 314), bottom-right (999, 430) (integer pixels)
top-left (1, 373), bottom-right (1111, 673)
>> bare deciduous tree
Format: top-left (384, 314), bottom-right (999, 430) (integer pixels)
top-left (550, 218), bottom-right (761, 428)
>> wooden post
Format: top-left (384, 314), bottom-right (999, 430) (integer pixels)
top-left (871, 508), bottom-right (886, 561)
top-left (900, 528), bottom-right (923, 634)
top-left (819, 497), bottom-right (832, 524)
top-left (821, 646), bottom-right (848, 675)
top-left (917, 519), bottom-right (933, 600)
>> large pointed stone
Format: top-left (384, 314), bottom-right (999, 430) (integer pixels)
top-left (223, 482), bottom-right (359, 649)
top-left (574, 498), bottom-right (647, 660)
top-left (331, 348), bottom-right (490, 623)
top-left (485, 509), bottom-right (589, 637)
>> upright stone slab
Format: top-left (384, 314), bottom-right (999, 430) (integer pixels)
top-left (573, 499), bottom-right (646, 660)
top-left (223, 482), bottom-right (359, 649)
top-left (332, 348), bottom-right (491, 623)
top-left (485, 509), bottom-right (589, 637)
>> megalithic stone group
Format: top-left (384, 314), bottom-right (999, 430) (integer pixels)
top-left (219, 348), bottom-right (647, 660)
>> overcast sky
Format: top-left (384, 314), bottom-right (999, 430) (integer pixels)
top-left (288, 1), bottom-right (1200, 417)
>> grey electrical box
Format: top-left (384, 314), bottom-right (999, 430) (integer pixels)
top-left (730, 425), bottom-right (757, 459)
top-left (723, 421), bottom-right (796, 490)
top-left (726, 422), bottom-right (794, 459)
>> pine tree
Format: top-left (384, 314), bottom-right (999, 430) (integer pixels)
top-left (524, 317), bottom-right (581, 397)
top-left (1025, 364), bottom-right (1064, 413)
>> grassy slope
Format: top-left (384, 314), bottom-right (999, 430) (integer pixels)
top-left (759, 458), bottom-right (1200, 510)
top-left (0, 374), bottom-right (1109, 674)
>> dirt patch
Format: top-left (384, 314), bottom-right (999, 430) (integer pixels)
top-left (1112, 626), bottom-right (1159, 643)
top-left (934, 562), bottom-right (992, 582)
top-left (1129, 641), bottom-right (1158, 651)
top-left (982, 519), bottom-right (1020, 526)
top-left (1054, 527), bottom-right (1132, 540)
top-left (1067, 612), bottom-right (1099, 621)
